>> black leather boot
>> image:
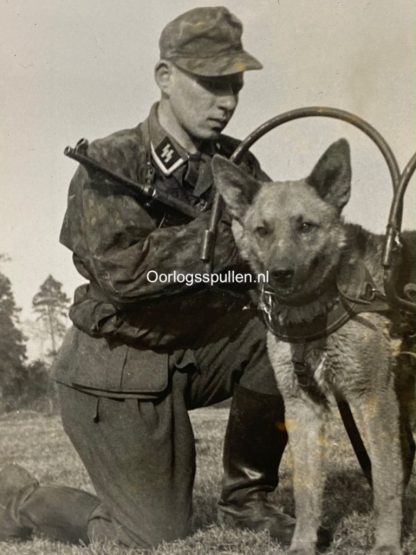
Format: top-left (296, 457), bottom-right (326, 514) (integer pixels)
top-left (218, 385), bottom-right (295, 544)
top-left (0, 464), bottom-right (100, 544)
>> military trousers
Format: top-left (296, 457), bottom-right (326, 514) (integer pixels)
top-left (58, 311), bottom-right (281, 548)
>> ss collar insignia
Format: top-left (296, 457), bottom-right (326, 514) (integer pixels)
top-left (151, 137), bottom-right (186, 176)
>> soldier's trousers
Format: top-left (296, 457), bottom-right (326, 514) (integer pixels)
top-left (58, 313), bottom-right (281, 548)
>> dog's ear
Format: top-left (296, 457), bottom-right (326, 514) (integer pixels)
top-left (212, 155), bottom-right (261, 220)
top-left (307, 139), bottom-right (351, 211)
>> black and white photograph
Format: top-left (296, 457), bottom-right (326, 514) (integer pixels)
top-left (1, 1), bottom-right (415, 553)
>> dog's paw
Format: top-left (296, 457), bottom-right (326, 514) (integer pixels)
top-left (371, 545), bottom-right (403, 555)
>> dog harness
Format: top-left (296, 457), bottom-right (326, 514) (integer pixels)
top-left (259, 260), bottom-right (398, 391)
top-left (259, 259), bottom-right (416, 393)
top-left (259, 260), bottom-right (392, 344)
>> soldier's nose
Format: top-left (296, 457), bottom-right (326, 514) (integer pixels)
top-left (218, 93), bottom-right (238, 112)
top-left (270, 269), bottom-right (294, 288)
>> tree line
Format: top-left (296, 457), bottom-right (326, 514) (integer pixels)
top-left (0, 256), bottom-right (70, 413)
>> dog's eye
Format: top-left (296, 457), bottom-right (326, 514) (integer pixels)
top-left (254, 225), bottom-right (269, 238)
top-left (299, 221), bottom-right (318, 234)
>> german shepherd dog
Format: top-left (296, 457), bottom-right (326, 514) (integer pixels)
top-left (212, 140), bottom-right (415, 555)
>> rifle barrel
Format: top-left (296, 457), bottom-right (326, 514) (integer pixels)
top-left (64, 143), bottom-right (199, 220)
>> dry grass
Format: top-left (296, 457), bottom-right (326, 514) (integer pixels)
top-left (0, 407), bottom-right (415, 554)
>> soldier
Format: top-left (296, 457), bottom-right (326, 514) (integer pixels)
top-left (0, 7), bottom-right (294, 548)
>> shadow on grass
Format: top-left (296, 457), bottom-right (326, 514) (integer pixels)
top-left (323, 469), bottom-right (415, 546)
top-left (192, 471), bottom-right (373, 545)
top-left (323, 470), bottom-right (372, 519)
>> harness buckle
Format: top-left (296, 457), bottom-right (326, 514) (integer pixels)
top-left (292, 359), bottom-right (313, 387)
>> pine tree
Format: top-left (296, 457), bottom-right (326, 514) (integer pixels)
top-left (0, 268), bottom-right (28, 404)
top-left (32, 275), bottom-right (70, 357)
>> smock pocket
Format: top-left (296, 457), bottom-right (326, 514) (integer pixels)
top-left (56, 327), bottom-right (169, 398)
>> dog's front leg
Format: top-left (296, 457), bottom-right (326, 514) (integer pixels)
top-left (347, 386), bottom-right (404, 555)
top-left (285, 396), bottom-right (326, 555)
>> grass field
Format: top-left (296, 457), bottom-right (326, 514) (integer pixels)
top-left (0, 407), bottom-right (415, 554)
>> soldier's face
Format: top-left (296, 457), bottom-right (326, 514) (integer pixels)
top-left (167, 66), bottom-right (243, 141)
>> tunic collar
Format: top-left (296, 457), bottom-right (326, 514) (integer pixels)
top-left (147, 103), bottom-right (216, 180)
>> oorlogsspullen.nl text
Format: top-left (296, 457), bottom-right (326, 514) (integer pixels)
top-left (146, 270), bottom-right (269, 287)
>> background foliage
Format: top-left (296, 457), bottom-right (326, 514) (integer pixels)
top-left (0, 259), bottom-right (69, 413)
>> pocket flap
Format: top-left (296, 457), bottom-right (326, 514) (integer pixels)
top-left (56, 328), bottom-right (169, 397)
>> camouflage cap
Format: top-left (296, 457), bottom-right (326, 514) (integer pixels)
top-left (159, 6), bottom-right (263, 77)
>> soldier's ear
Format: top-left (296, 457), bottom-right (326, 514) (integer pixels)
top-left (307, 139), bottom-right (352, 212)
top-left (212, 155), bottom-right (261, 220)
top-left (154, 60), bottom-right (174, 94)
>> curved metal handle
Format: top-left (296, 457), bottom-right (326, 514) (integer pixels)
top-left (229, 107), bottom-right (401, 191)
top-left (384, 152), bottom-right (416, 312)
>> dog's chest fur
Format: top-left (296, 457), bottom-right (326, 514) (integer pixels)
top-left (267, 312), bottom-right (399, 406)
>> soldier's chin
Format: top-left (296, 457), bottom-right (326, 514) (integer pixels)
top-left (192, 128), bottom-right (221, 143)
top-left (205, 127), bottom-right (223, 140)
top-left (208, 120), bottom-right (228, 135)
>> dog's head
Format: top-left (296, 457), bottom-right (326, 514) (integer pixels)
top-left (212, 139), bottom-right (352, 303)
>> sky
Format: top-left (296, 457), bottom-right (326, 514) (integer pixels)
top-left (2, 0), bottom-right (416, 321)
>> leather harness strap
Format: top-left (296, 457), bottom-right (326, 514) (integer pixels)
top-left (259, 262), bottom-right (392, 344)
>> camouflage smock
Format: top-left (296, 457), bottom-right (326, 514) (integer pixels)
top-left (60, 103), bottom-right (267, 351)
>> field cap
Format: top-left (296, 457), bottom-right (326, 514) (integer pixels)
top-left (159, 6), bottom-right (263, 76)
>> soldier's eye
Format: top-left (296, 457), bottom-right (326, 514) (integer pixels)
top-left (230, 76), bottom-right (244, 94)
top-left (196, 75), bottom-right (243, 95)
top-left (254, 225), bottom-right (269, 237)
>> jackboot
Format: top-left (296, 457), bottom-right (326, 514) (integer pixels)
top-left (0, 464), bottom-right (100, 544)
top-left (218, 385), bottom-right (295, 544)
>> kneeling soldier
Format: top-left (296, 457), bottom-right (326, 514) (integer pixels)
top-left (0, 7), bottom-right (294, 548)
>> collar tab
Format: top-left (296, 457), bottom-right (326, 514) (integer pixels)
top-left (151, 137), bottom-right (187, 176)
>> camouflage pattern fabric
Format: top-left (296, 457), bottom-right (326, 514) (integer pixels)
top-left (56, 104), bottom-right (267, 393)
top-left (159, 6), bottom-right (263, 77)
